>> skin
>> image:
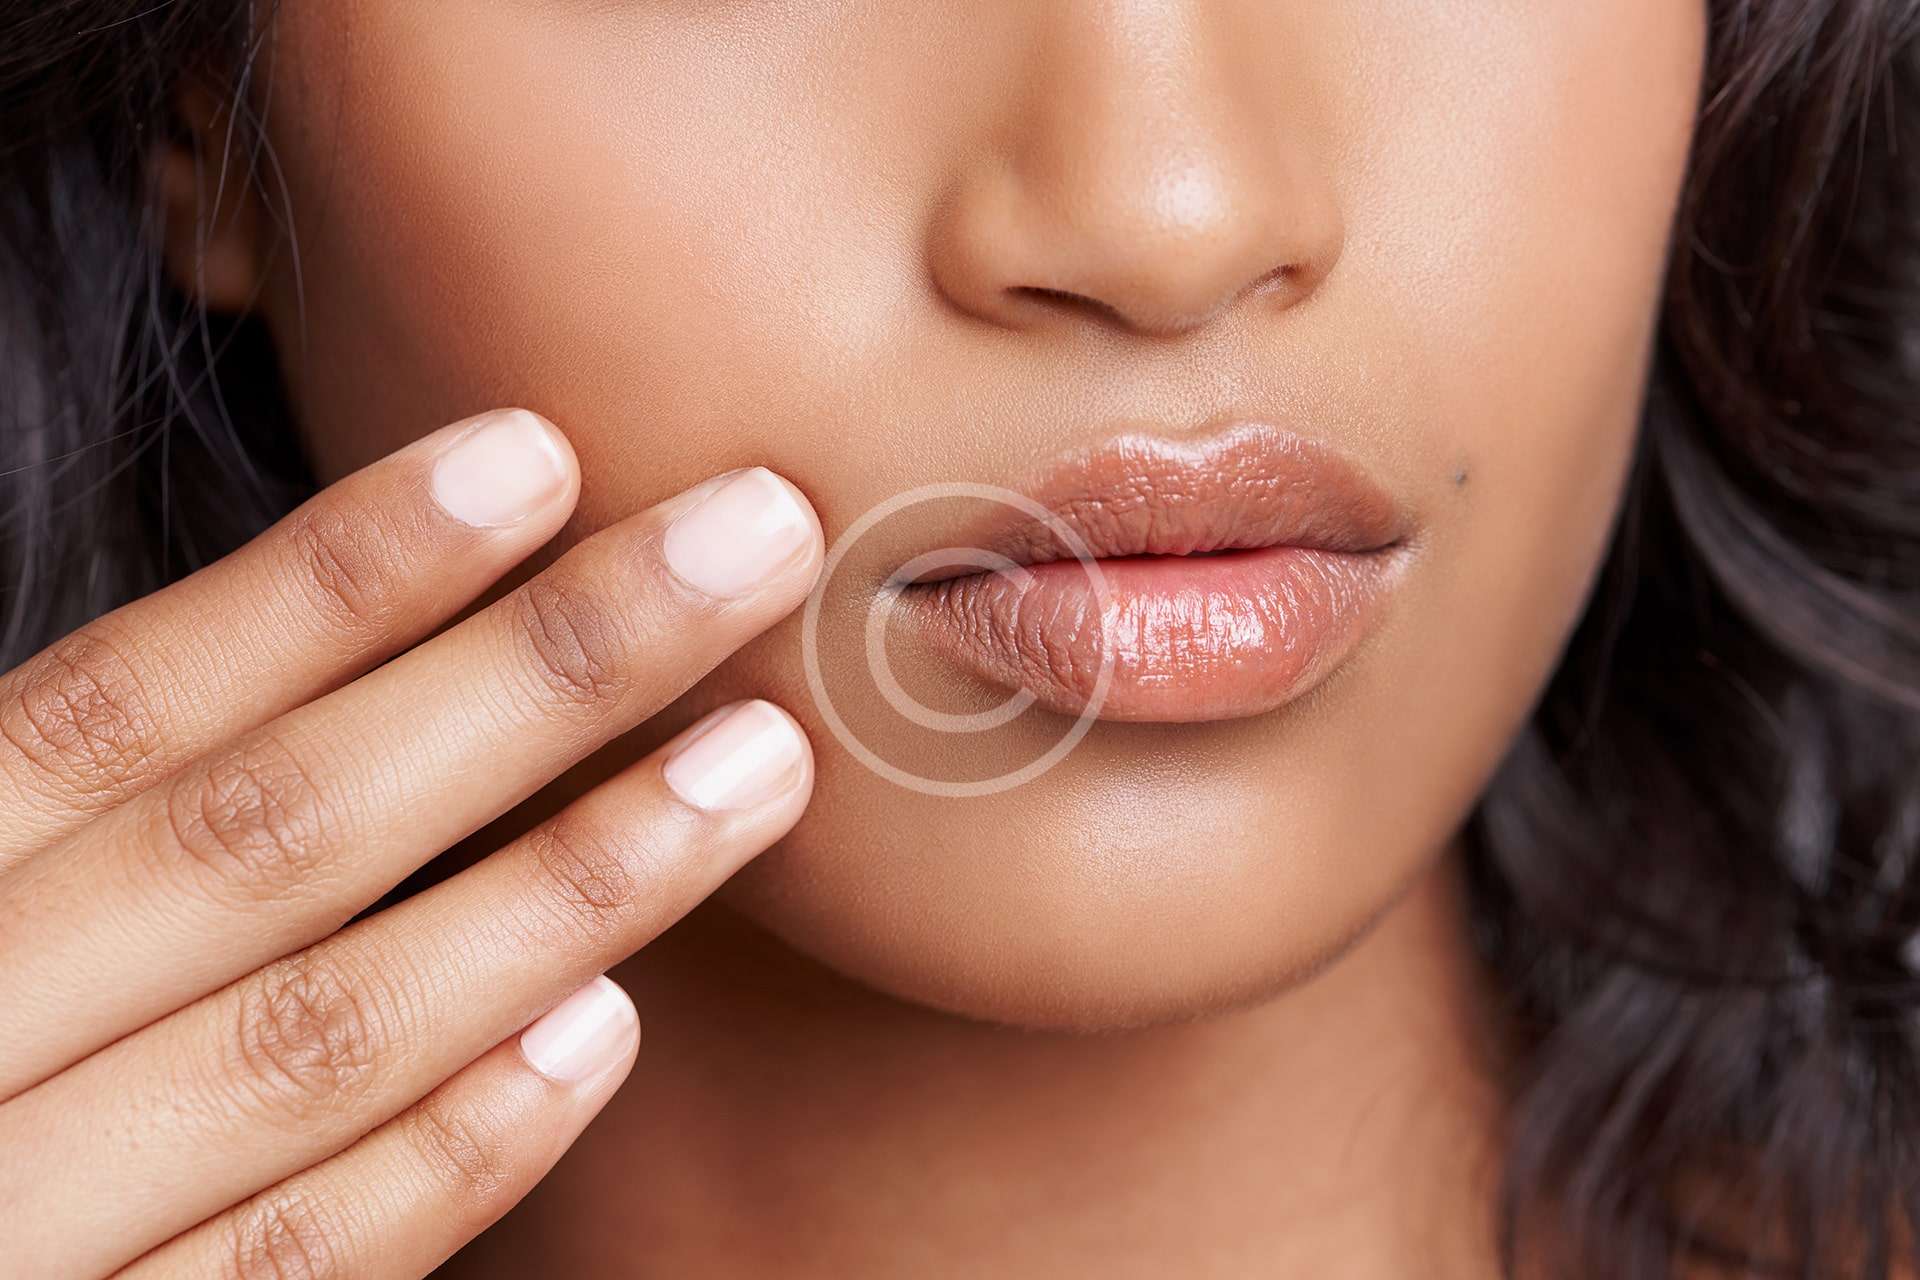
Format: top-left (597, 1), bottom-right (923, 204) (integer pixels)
top-left (238, 0), bottom-right (1707, 1031)
top-left (0, 0), bottom-right (1707, 1275)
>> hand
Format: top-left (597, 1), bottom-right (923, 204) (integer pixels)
top-left (0, 409), bottom-right (824, 1278)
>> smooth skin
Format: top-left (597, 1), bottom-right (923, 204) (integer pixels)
top-left (15, 0), bottom-right (1711, 1276)
top-left (212, 0), bottom-right (1710, 1034)
top-left (0, 410), bottom-right (825, 1276)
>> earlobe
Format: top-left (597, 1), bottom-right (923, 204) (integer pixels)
top-left (156, 79), bottom-right (267, 313)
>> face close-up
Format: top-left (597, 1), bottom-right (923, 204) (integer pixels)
top-left (211, 0), bottom-right (1708, 1034)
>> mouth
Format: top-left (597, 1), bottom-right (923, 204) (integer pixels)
top-left (884, 422), bottom-right (1419, 724)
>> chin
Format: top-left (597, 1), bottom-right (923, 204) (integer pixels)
top-left (716, 845), bottom-right (1410, 1036)
top-left (705, 721), bottom-right (1449, 1036)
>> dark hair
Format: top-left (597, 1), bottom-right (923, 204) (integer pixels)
top-left (5, 4), bottom-right (1919, 1276)
top-left (0, 4), bottom-right (305, 657)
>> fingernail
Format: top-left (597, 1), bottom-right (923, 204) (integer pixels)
top-left (662, 700), bottom-right (807, 811)
top-left (662, 467), bottom-right (813, 598)
top-left (519, 976), bottom-right (638, 1083)
top-left (430, 410), bottom-right (571, 528)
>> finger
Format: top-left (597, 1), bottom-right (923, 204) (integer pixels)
top-left (0, 700), bottom-right (809, 1274)
top-left (0, 465), bottom-right (822, 1096)
top-left (0, 408), bottom-right (580, 863)
top-left (116, 976), bottom-right (639, 1280)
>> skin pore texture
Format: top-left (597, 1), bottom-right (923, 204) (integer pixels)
top-left (166, 1), bottom-right (1709, 1273)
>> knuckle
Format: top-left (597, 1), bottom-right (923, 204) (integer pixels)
top-left (222, 1186), bottom-right (343, 1280)
top-left (405, 1090), bottom-right (519, 1205)
top-left (507, 576), bottom-right (635, 712)
top-left (162, 734), bottom-right (335, 900)
top-left (227, 951), bottom-right (391, 1121)
top-left (522, 815), bottom-right (660, 939)
top-left (282, 498), bottom-right (409, 638)
top-left (0, 622), bottom-right (166, 809)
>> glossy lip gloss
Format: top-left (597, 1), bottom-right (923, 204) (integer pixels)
top-left (888, 423), bottom-right (1419, 724)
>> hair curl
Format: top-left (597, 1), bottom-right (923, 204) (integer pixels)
top-left (4, 3), bottom-right (1919, 1276)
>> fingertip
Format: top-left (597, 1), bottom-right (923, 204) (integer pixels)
top-left (428, 408), bottom-right (582, 530)
top-left (760, 468), bottom-right (828, 581)
top-left (661, 698), bottom-right (813, 815)
top-left (659, 466), bottom-right (822, 601)
top-left (518, 974), bottom-right (641, 1086)
top-left (757, 698), bottom-right (818, 807)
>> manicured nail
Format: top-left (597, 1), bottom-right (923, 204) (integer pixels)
top-left (519, 976), bottom-right (638, 1083)
top-left (662, 700), bottom-right (807, 811)
top-left (430, 410), bottom-right (571, 528)
top-left (662, 467), bottom-right (812, 598)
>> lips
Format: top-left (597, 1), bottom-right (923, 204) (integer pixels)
top-left (886, 422), bottom-right (1418, 723)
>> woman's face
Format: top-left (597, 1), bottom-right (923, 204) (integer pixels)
top-left (224, 0), bottom-right (1706, 1030)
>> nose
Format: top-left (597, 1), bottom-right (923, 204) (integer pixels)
top-left (927, 5), bottom-right (1344, 340)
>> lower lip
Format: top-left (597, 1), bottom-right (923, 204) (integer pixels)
top-left (895, 544), bottom-right (1409, 723)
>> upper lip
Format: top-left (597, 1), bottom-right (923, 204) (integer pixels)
top-left (889, 420), bottom-right (1415, 587)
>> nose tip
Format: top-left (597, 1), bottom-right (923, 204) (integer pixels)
top-left (927, 25), bottom-right (1344, 340)
top-left (931, 158), bottom-right (1342, 340)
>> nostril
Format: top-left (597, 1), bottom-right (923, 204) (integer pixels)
top-left (1251, 263), bottom-right (1296, 293)
top-left (1008, 284), bottom-right (1129, 328)
top-left (995, 240), bottom-right (1325, 337)
top-left (1007, 283), bottom-right (1231, 337)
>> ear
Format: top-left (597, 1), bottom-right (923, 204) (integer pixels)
top-left (156, 78), bottom-right (269, 313)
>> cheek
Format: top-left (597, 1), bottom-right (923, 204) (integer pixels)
top-left (260, 1), bottom-right (866, 514)
top-left (1349, 0), bottom-right (1706, 557)
top-left (1264, 0), bottom-right (1708, 945)
top-left (1338, 0), bottom-right (1707, 722)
